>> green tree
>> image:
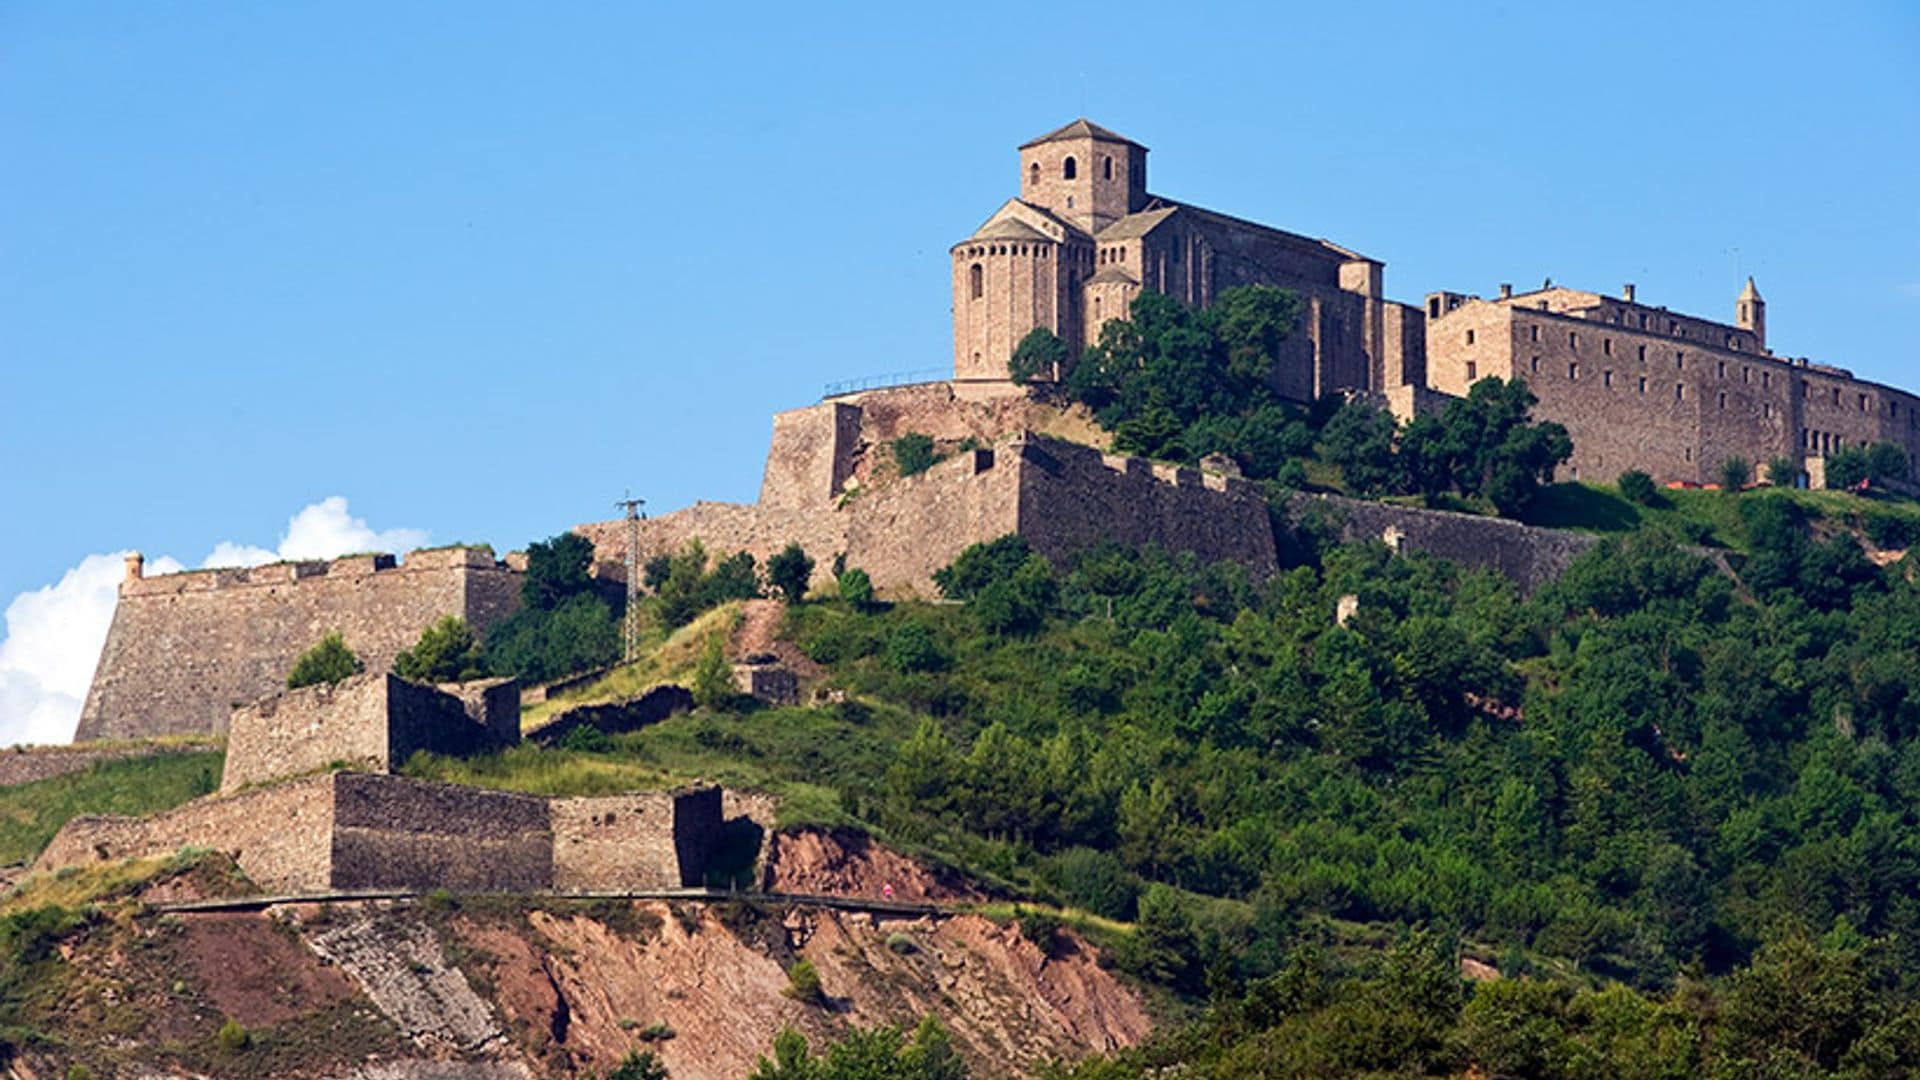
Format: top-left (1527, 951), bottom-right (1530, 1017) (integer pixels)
top-left (783, 957), bottom-right (825, 1005)
top-left (972, 555), bottom-right (1056, 635)
top-left (892, 433), bottom-right (941, 477)
top-left (766, 542), bottom-right (816, 605)
top-left (483, 593), bottom-right (620, 683)
top-left (1320, 400), bottom-right (1401, 496)
top-left (690, 634), bottom-right (735, 710)
top-left (1868, 441), bottom-right (1910, 484)
top-left (1617, 469), bottom-right (1659, 505)
top-left (522, 531), bottom-right (596, 610)
top-left (838, 567), bottom-right (875, 609)
top-left (1719, 456), bottom-right (1752, 491)
top-left (885, 620), bottom-right (946, 673)
top-left (1765, 455), bottom-right (1800, 487)
top-left (286, 632), bottom-right (362, 689)
top-left (608, 1050), bottom-right (668, 1080)
top-left (933, 536), bottom-right (1034, 599)
top-left (393, 616), bottom-right (482, 683)
top-left (1827, 445), bottom-right (1871, 490)
top-left (749, 1017), bottom-right (966, 1080)
top-left (1009, 326), bottom-right (1070, 384)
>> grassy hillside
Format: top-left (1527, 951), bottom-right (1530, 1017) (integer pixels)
top-left (0, 751), bottom-right (222, 865)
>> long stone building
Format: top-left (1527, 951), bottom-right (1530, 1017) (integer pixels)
top-left (1423, 279), bottom-right (1920, 486)
top-left (951, 119), bottom-right (1426, 400)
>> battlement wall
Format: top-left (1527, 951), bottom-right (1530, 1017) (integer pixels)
top-left (1287, 493), bottom-right (1598, 593)
top-left (77, 547), bottom-right (522, 743)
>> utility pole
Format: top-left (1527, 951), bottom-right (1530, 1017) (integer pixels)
top-left (614, 493), bottom-right (646, 664)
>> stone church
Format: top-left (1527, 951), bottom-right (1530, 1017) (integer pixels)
top-left (950, 119), bottom-right (1426, 403)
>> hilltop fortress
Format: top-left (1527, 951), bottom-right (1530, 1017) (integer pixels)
top-left (63, 118), bottom-right (1915, 747)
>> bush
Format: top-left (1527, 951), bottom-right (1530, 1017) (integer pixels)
top-left (215, 1018), bottom-right (251, 1054)
top-left (1009, 326), bottom-right (1070, 384)
top-left (1828, 446), bottom-right (1871, 490)
top-left (766, 542), bottom-right (815, 605)
top-left (972, 555), bottom-right (1056, 636)
top-left (1045, 847), bottom-right (1140, 921)
top-left (522, 532), bottom-right (597, 611)
top-left (892, 433), bottom-right (941, 478)
top-left (885, 621), bottom-right (946, 673)
top-left (394, 616), bottom-right (483, 683)
top-left (933, 536), bottom-right (1035, 600)
top-left (783, 957), bottom-right (824, 1004)
top-left (483, 593), bottom-right (620, 684)
top-left (1864, 512), bottom-right (1917, 550)
top-left (1719, 456), bottom-right (1752, 492)
top-left (1616, 469), bottom-right (1659, 506)
top-left (1765, 455), bottom-right (1800, 487)
top-left (286, 632), bottom-right (362, 689)
top-left (609, 1050), bottom-right (668, 1080)
top-left (691, 635), bottom-right (736, 710)
top-left (839, 567), bottom-right (875, 609)
top-left (886, 932), bottom-right (918, 955)
top-left (1018, 907), bottom-right (1064, 957)
top-left (638, 1020), bottom-right (676, 1042)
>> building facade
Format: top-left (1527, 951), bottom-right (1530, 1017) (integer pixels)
top-left (950, 119), bottom-right (1426, 401)
top-left (1423, 280), bottom-right (1920, 486)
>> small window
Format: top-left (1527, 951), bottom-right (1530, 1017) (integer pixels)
top-left (1718, 391), bottom-right (1727, 409)
top-left (1429, 298), bottom-right (1442, 318)
top-left (1604, 370), bottom-right (1613, 388)
top-left (1530, 355), bottom-right (1540, 373)
top-left (1639, 314), bottom-right (1649, 328)
top-left (1638, 377), bottom-right (1648, 394)
top-left (1762, 371), bottom-right (1771, 388)
top-left (1676, 352), bottom-right (1685, 369)
top-left (1066, 195), bottom-right (1075, 208)
top-left (1764, 402), bottom-right (1774, 419)
top-left (1743, 366), bottom-right (1751, 383)
top-left (1569, 362), bottom-right (1579, 380)
top-left (1028, 162), bottom-right (1040, 187)
top-left (1570, 331), bottom-right (1579, 348)
top-left (1063, 156), bottom-right (1077, 180)
top-left (969, 263), bottom-right (983, 299)
top-left (1676, 383), bottom-right (1685, 401)
top-left (1860, 393), bottom-right (1869, 411)
top-left (1466, 329), bottom-right (1476, 345)
top-left (1466, 361), bottom-right (1478, 381)
top-left (1638, 345), bottom-right (1647, 362)
top-left (1093, 296), bottom-right (1102, 319)
top-left (1604, 338), bottom-right (1613, 356)
top-left (1833, 387), bottom-right (1841, 405)
top-left (1530, 325), bottom-right (1540, 342)
top-left (1686, 447), bottom-right (1693, 462)
top-left (1103, 156), bottom-right (1113, 180)
top-left (1717, 361), bottom-right (1726, 378)
top-left (1669, 320), bottom-right (1678, 333)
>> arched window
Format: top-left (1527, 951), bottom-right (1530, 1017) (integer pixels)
top-left (1028, 162), bottom-right (1039, 187)
top-left (1103, 156), bottom-right (1113, 180)
top-left (1093, 296), bottom-right (1102, 320)
top-left (1063, 156), bottom-right (1077, 180)
top-left (969, 263), bottom-right (983, 300)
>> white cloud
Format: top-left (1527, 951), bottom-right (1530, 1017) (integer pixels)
top-left (0, 497), bottom-right (427, 748)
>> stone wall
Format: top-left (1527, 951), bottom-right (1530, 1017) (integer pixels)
top-left (34, 775), bottom-right (337, 892)
top-left (0, 742), bottom-right (214, 789)
top-left (77, 547), bottom-right (523, 743)
top-left (329, 773), bottom-right (553, 892)
top-left (1287, 493), bottom-right (1598, 594)
top-left (550, 786), bottom-right (723, 892)
top-left (221, 674), bottom-right (519, 794)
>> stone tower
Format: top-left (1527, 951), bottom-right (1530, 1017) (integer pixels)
top-left (1736, 276), bottom-right (1766, 350)
top-left (1016, 119), bottom-right (1148, 234)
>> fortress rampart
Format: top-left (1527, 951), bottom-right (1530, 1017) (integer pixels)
top-left (76, 546), bottom-right (523, 743)
top-left (33, 772), bottom-right (728, 895)
top-left (1287, 492), bottom-right (1599, 594)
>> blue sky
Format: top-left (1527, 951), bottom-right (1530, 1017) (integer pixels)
top-left (2, 3), bottom-right (1917, 739)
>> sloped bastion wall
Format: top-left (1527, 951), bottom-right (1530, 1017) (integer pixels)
top-left (77, 546), bottom-right (523, 744)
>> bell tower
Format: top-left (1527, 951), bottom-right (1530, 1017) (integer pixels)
top-left (1736, 277), bottom-right (1766, 350)
top-left (1016, 119), bottom-right (1148, 233)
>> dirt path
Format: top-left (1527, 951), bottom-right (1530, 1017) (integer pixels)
top-left (729, 599), bottom-right (824, 680)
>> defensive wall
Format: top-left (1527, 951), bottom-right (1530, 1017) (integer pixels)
top-left (32, 772), bottom-right (729, 895)
top-left (1286, 492), bottom-right (1600, 594)
top-left (221, 673), bottom-right (520, 794)
top-left (0, 741), bottom-right (218, 789)
top-left (577, 391), bottom-right (1279, 595)
top-left (77, 546), bottom-right (523, 744)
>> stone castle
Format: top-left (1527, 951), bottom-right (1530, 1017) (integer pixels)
top-left (56, 118), bottom-right (1917, 757)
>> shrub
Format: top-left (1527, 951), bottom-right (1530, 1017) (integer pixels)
top-left (638, 1020), bottom-right (676, 1042)
top-left (766, 542), bottom-right (815, 605)
top-left (67, 1066), bottom-right (94, 1080)
top-left (1719, 456), bottom-right (1752, 492)
top-left (783, 957), bottom-right (824, 1004)
top-left (286, 632), bottom-right (362, 689)
top-left (215, 1018), bottom-right (251, 1054)
top-left (608, 1050), bottom-right (668, 1080)
top-left (972, 555), bottom-right (1056, 636)
top-left (1827, 446), bottom-right (1871, 490)
top-left (1765, 455), bottom-right (1800, 487)
top-left (691, 635), bottom-right (736, 710)
top-left (483, 593), bottom-right (620, 683)
top-left (1864, 512), bottom-right (1917, 550)
top-left (886, 932), bottom-right (917, 955)
top-left (1617, 470), bottom-right (1659, 506)
top-left (1868, 440), bottom-right (1910, 483)
top-left (394, 616), bottom-right (483, 683)
top-left (559, 723), bottom-right (612, 753)
top-left (885, 621), bottom-right (946, 673)
top-left (1045, 847), bottom-right (1140, 921)
top-left (522, 532), bottom-right (597, 611)
top-left (933, 535), bottom-right (1035, 600)
top-left (838, 567), bottom-right (875, 609)
top-left (892, 433), bottom-right (941, 477)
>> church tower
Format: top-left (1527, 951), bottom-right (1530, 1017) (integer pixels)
top-left (1736, 277), bottom-right (1766, 350)
top-left (1017, 119), bottom-right (1148, 234)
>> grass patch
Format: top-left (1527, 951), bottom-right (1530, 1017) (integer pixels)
top-left (520, 603), bottom-right (744, 732)
top-left (0, 752), bottom-right (222, 865)
top-left (1522, 481), bottom-right (1920, 553)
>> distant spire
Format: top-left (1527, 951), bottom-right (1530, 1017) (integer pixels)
top-left (1739, 276), bottom-right (1763, 302)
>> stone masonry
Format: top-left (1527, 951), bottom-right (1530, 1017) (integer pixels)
top-left (221, 673), bottom-right (520, 794)
top-left (33, 772), bottom-right (728, 895)
top-left (77, 546), bottom-right (523, 743)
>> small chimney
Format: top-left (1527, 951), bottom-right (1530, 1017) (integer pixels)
top-left (124, 552), bottom-right (144, 582)
top-left (1623, 283), bottom-right (1637, 302)
top-left (1498, 283), bottom-right (1513, 300)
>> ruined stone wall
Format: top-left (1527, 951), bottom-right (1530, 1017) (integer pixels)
top-left (0, 743), bottom-right (213, 789)
top-left (1287, 493), bottom-right (1598, 594)
top-left (222, 675), bottom-right (392, 793)
top-left (34, 775), bottom-right (337, 892)
top-left (328, 773), bottom-right (553, 892)
top-left (1015, 439), bottom-right (1279, 579)
top-left (575, 502), bottom-right (847, 591)
top-left (77, 547), bottom-right (522, 743)
top-left (550, 787), bottom-right (722, 892)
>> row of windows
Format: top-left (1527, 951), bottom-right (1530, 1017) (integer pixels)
top-left (958, 244), bottom-right (1052, 259)
top-left (1028, 155), bottom-right (1121, 186)
top-left (1099, 246), bottom-right (1128, 265)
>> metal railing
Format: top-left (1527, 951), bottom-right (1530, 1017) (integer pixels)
top-left (823, 368), bottom-right (949, 399)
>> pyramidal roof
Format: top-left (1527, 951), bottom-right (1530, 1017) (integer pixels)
top-left (1739, 276), bottom-right (1764, 301)
top-left (1019, 118), bottom-right (1146, 151)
